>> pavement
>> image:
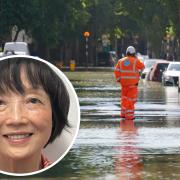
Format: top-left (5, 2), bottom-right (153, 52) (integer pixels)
top-left (60, 66), bottom-right (114, 71)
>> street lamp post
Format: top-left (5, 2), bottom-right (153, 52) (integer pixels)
top-left (83, 31), bottom-right (90, 69)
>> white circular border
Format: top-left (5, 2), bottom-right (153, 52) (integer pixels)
top-left (0, 55), bottom-right (80, 176)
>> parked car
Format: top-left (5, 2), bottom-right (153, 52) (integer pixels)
top-left (141, 59), bottom-right (158, 79)
top-left (147, 60), bottom-right (169, 82)
top-left (2, 42), bottom-right (30, 56)
top-left (162, 62), bottom-right (180, 86)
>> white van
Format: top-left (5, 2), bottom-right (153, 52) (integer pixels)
top-left (3, 42), bottom-right (30, 55)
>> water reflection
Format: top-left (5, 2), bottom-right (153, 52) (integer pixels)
top-left (114, 120), bottom-right (143, 179)
top-left (38, 72), bottom-right (180, 179)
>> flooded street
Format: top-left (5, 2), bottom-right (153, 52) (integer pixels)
top-left (2, 71), bottom-right (180, 180)
top-left (46, 71), bottom-right (180, 180)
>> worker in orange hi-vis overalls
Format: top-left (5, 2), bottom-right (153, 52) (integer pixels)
top-left (114, 46), bottom-right (144, 120)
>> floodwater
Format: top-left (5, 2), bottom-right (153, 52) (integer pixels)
top-left (1, 71), bottom-right (180, 179)
top-left (56, 71), bottom-right (180, 180)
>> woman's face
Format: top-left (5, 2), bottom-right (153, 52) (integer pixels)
top-left (0, 71), bottom-right (52, 160)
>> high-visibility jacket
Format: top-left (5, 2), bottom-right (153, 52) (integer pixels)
top-left (114, 56), bottom-right (144, 86)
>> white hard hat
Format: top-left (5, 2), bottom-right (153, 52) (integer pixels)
top-left (126, 46), bottom-right (136, 55)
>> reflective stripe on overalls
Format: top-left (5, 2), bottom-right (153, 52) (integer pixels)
top-left (119, 58), bottom-right (139, 80)
top-left (121, 85), bottom-right (137, 120)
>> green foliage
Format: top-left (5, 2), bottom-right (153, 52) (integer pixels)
top-left (114, 27), bottom-right (124, 39)
top-left (163, 0), bottom-right (180, 37)
top-left (0, 0), bottom-right (179, 60)
top-left (0, 0), bottom-right (34, 41)
top-left (0, 0), bottom-right (90, 46)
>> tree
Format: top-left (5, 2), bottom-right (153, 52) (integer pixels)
top-left (113, 0), bottom-right (169, 58)
top-left (0, 0), bottom-right (179, 63)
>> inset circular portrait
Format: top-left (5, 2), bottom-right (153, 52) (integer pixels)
top-left (0, 55), bottom-right (80, 176)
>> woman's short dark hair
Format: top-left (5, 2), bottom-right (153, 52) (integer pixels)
top-left (0, 57), bottom-right (70, 145)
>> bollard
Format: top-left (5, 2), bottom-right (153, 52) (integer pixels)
top-left (70, 60), bottom-right (76, 71)
top-left (178, 76), bottom-right (180, 93)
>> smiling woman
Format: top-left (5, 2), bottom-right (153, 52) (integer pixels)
top-left (0, 56), bottom-right (80, 176)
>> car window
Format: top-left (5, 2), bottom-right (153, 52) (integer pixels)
top-left (145, 60), bottom-right (156, 68)
top-left (168, 64), bottom-right (180, 71)
top-left (158, 63), bottom-right (169, 71)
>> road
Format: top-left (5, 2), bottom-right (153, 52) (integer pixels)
top-left (29, 71), bottom-right (180, 180)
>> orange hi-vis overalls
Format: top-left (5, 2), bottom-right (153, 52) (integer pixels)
top-left (114, 56), bottom-right (144, 120)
